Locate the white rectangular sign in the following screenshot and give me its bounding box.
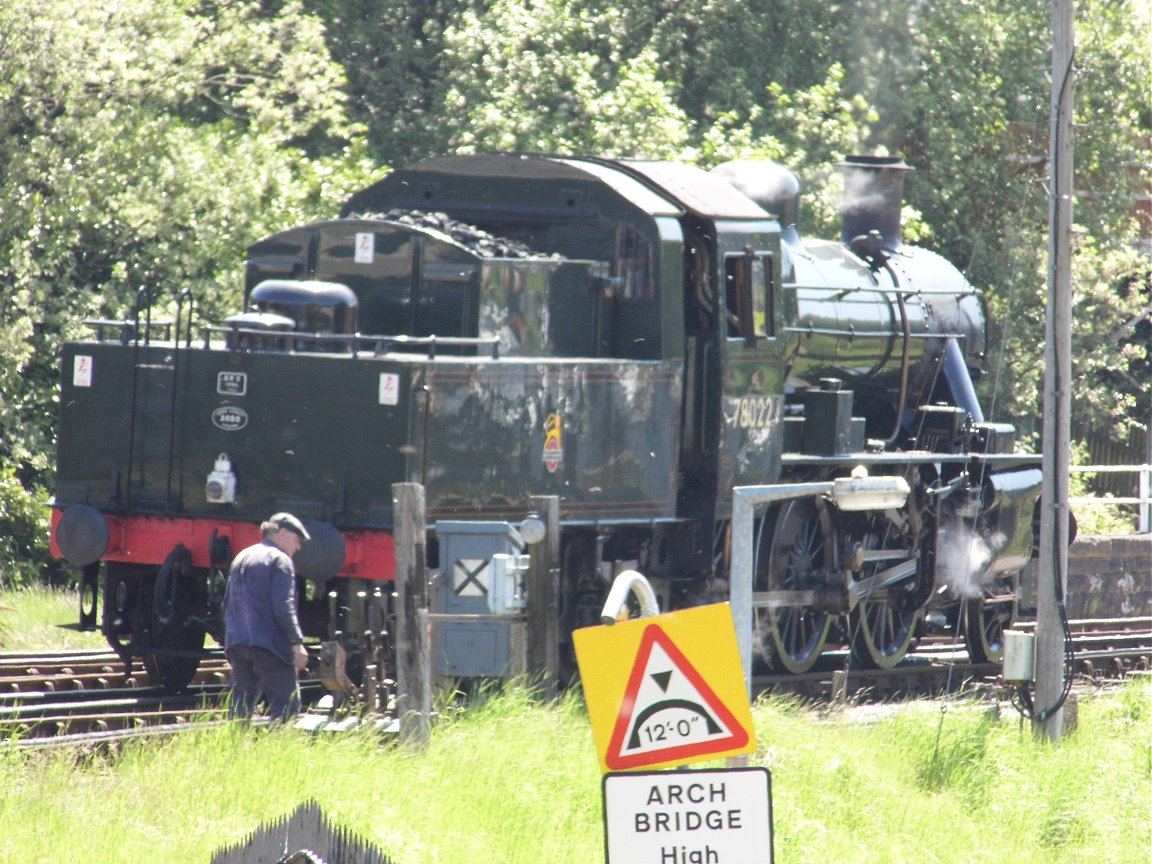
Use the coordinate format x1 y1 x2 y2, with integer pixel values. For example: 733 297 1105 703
379 372 399 406
355 231 375 263
603 767 773 863
73 355 93 387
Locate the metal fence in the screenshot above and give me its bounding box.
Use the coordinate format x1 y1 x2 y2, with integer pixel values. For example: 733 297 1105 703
1069 464 1151 533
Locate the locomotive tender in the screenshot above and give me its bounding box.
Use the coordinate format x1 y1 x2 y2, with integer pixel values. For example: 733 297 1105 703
50 153 1042 693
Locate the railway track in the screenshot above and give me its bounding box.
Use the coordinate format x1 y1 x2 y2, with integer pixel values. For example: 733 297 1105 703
0 648 232 693
752 617 1151 701
3 618 1147 746
0 649 234 744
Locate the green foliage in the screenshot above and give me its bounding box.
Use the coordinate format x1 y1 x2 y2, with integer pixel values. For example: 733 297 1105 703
1103 676 1151 727
0 675 1148 863
440 1 690 157
0 0 1147 577
2 585 1152 858
0 0 376 502
0 471 59 588
0 585 105 649
1037 791 1089 850
1068 243 1151 439
913 709 998 797
894 0 1150 448
435 0 878 181
305 0 479 165
1068 441 1143 535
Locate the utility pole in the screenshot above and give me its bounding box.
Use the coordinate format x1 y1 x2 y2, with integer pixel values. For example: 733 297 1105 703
1035 0 1075 741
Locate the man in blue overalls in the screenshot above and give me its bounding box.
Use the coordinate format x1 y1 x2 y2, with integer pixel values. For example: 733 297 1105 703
223 513 311 720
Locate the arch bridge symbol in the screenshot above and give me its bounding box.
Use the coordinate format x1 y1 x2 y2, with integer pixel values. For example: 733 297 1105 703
625 693 724 751
574 581 755 773
605 623 748 770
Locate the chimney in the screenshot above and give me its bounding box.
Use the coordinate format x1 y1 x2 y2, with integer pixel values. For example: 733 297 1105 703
839 156 912 251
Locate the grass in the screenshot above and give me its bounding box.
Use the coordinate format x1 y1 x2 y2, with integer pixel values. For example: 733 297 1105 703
0 584 105 652
1 587 1149 863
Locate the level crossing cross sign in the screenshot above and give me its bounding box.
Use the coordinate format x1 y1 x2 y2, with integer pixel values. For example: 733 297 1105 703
574 603 755 772
452 558 489 597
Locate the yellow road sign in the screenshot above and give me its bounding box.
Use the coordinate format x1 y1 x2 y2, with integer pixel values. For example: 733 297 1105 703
574 603 756 772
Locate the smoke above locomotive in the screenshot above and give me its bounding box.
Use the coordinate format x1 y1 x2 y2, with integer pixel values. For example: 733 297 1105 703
50 153 1041 692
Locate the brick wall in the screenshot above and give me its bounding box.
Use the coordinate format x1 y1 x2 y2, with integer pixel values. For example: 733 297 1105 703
1065 534 1151 619
1020 534 1151 618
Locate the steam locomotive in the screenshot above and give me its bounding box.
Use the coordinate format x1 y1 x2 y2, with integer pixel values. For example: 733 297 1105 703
50 153 1042 694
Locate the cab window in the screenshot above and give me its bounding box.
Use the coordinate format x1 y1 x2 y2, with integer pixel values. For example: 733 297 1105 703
725 251 774 340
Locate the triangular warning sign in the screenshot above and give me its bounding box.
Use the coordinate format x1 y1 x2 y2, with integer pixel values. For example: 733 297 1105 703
605 624 750 770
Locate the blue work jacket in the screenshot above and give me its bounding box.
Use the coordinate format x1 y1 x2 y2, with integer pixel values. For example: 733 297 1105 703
223 539 305 665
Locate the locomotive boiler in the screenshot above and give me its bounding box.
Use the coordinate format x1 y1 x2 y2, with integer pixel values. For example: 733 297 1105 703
50 153 1042 694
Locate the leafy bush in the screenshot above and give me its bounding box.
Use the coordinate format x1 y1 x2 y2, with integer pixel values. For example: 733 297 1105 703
0 469 61 589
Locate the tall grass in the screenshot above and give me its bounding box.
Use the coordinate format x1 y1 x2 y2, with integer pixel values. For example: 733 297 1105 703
0 585 104 651
754 691 1151 863
0 691 605 863
0 587 1149 863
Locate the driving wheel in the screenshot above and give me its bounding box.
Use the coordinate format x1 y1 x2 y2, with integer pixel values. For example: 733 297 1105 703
753 497 834 673
848 513 922 669
963 573 1018 664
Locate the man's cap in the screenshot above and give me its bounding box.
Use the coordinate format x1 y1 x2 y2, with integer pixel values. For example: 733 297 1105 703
267 512 311 541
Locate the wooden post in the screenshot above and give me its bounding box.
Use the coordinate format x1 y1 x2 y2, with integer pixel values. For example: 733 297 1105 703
1035 0 1075 741
525 495 561 696
393 482 431 749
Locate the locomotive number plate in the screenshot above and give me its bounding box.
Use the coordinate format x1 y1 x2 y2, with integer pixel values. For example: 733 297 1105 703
730 395 781 430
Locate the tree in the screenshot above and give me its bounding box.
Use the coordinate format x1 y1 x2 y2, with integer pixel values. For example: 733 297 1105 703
306 0 482 165
898 0 1149 447
0 0 376 577
0 0 1147 577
